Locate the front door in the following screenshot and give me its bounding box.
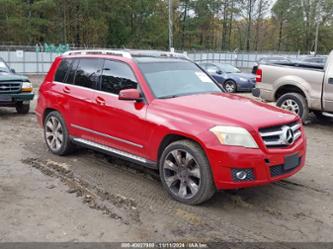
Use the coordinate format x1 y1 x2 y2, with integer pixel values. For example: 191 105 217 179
91 59 148 158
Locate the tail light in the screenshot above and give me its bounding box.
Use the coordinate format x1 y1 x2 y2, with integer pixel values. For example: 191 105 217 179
256 68 262 83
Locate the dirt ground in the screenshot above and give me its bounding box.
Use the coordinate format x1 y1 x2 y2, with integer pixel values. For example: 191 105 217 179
0 75 333 242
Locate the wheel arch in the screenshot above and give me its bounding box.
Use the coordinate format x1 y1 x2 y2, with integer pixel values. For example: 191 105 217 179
275 84 307 101
157 133 207 164
43 108 58 124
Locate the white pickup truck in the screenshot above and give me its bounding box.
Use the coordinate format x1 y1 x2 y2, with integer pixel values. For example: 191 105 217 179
252 51 333 121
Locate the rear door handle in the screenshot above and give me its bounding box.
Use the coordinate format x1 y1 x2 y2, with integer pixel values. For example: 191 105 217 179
328 78 333 84
95 96 106 106
63 86 71 94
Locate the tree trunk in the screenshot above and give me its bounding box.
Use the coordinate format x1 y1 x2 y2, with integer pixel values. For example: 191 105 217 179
246 0 253 51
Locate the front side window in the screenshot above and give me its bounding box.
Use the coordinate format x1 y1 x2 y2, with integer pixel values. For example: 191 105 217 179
74 58 103 89
101 60 137 95
138 60 222 99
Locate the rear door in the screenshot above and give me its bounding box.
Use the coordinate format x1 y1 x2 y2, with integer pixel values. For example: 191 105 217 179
50 58 74 127
67 58 103 139
323 52 333 112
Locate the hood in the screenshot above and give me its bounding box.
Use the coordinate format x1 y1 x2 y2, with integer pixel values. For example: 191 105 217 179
0 72 29 82
151 93 298 131
228 72 255 79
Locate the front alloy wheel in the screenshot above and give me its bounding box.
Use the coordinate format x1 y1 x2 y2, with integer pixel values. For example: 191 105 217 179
160 140 216 205
163 149 201 200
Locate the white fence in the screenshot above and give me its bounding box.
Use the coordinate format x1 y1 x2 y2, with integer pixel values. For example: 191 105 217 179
0 50 303 74
0 51 59 74
187 51 301 70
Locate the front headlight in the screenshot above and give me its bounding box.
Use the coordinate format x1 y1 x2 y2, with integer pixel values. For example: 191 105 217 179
22 82 33 92
239 77 248 82
210 126 258 148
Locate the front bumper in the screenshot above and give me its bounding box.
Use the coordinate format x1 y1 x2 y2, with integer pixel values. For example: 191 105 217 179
0 92 34 105
206 136 306 190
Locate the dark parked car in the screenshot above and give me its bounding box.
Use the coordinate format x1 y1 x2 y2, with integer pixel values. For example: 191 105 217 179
199 62 255 93
0 57 34 114
252 56 292 74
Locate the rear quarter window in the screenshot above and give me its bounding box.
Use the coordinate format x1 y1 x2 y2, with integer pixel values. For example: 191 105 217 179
54 59 72 82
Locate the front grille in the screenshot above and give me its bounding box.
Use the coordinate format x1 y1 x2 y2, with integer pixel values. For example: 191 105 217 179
259 122 302 148
270 157 302 177
0 82 21 93
231 168 255 182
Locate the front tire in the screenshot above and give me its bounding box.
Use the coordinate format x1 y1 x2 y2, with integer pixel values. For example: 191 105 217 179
16 102 30 114
276 93 309 121
159 140 216 205
44 111 74 155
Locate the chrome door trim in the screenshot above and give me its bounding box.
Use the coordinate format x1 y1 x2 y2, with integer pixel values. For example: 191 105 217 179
71 124 144 149
72 137 147 163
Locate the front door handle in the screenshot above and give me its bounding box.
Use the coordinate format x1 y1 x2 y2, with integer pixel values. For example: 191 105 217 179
95 96 106 106
328 78 333 84
63 86 71 94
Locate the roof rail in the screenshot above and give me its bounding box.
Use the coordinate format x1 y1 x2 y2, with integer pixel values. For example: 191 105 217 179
62 49 189 60
128 50 189 59
63 50 132 59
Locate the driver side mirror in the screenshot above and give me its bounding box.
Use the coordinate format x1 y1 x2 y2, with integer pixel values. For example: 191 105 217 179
119 89 142 102
216 70 223 75
11 68 16 74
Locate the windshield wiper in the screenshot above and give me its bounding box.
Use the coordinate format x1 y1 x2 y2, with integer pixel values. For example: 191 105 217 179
159 95 180 99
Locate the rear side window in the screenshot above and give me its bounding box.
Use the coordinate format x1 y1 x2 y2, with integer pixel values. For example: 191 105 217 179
65 59 79 84
100 60 137 95
74 58 103 89
54 59 72 82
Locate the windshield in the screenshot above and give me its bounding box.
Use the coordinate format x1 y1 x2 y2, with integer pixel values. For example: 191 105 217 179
0 61 10 73
138 60 222 99
218 64 240 73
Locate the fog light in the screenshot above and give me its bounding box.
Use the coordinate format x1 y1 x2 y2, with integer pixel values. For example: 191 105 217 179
231 168 255 182
235 171 247 180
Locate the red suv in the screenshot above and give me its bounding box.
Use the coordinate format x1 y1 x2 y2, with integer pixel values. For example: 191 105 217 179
36 50 306 205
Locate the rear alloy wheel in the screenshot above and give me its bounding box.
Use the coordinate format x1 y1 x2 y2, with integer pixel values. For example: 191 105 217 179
44 111 74 155
223 80 237 93
276 93 309 121
160 140 216 205
16 102 30 114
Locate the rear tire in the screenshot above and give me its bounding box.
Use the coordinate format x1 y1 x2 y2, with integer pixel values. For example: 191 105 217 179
159 140 216 205
223 80 237 93
16 102 30 114
44 111 74 156
276 93 309 121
